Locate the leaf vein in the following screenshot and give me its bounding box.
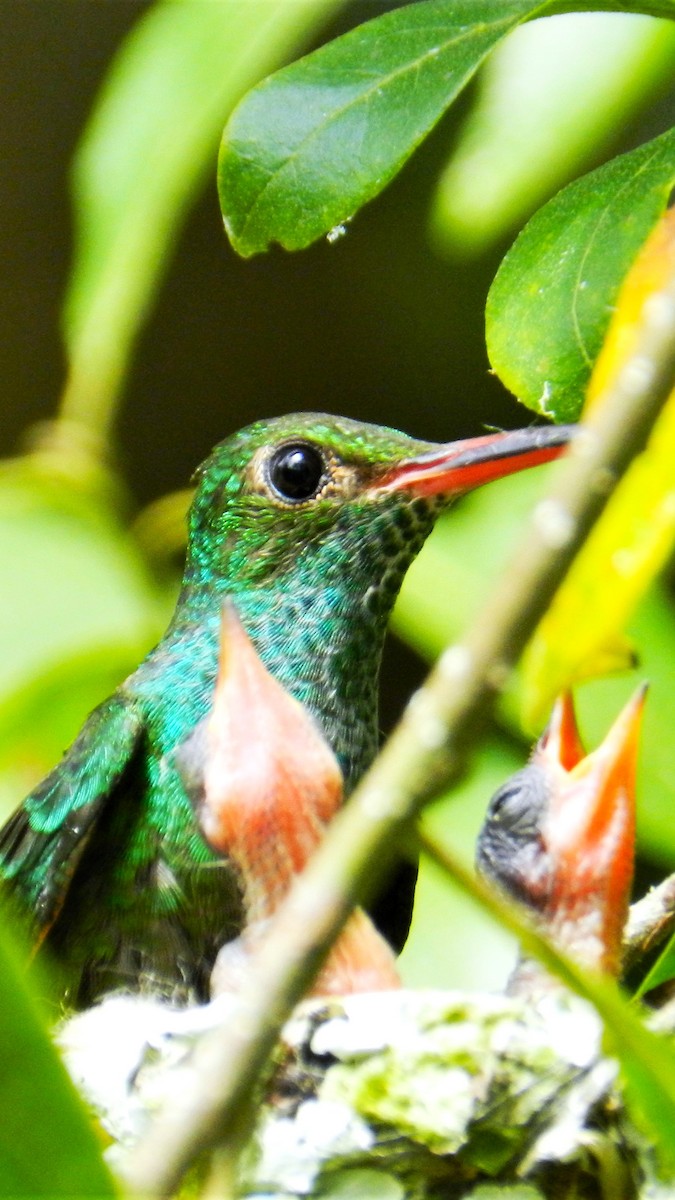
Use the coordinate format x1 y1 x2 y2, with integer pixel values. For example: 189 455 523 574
237 13 520 244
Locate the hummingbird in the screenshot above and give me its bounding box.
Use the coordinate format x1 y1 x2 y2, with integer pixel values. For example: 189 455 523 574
180 601 401 997
476 688 645 990
0 412 572 1007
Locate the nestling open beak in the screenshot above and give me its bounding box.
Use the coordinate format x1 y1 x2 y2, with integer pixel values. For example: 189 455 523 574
537 687 646 973
379 424 575 498
537 691 586 772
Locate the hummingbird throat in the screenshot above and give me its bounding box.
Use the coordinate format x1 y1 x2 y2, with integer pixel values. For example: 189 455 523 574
206 492 442 792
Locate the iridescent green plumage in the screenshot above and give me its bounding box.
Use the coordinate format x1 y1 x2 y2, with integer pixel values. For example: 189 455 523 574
0 412 572 1006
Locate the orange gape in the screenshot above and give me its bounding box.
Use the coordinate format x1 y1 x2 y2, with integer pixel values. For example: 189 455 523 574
196 601 400 996
535 689 644 976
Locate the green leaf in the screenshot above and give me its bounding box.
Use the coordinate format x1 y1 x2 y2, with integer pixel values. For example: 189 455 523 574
0 645 158 826
317 1168 406 1199
486 125 675 421
219 0 543 257
61 0 342 441
392 468 554 665
399 737 521 992
539 587 675 869
431 13 675 255
581 985 675 1176
0 923 116 1196
393 469 675 867
0 462 166 819
0 465 161 701
635 929 675 996
468 1188 544 1200
622 587 675 866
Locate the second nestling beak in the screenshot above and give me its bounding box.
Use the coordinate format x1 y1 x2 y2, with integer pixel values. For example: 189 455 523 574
477 687 646 977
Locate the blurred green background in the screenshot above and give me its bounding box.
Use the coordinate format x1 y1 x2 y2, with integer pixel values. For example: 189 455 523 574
2 0 675 995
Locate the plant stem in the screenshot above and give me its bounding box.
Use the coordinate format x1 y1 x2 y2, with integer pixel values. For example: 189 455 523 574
121 271 675 1199
624 872 675 975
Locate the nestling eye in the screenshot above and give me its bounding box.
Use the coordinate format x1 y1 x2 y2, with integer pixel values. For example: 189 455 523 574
267 442 326 502
486 767 549 835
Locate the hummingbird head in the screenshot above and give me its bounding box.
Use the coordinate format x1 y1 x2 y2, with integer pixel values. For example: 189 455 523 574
186 411 572 593
182 412 573 787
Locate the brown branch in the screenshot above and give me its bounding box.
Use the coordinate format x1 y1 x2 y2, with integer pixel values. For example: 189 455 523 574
624 873 675 974
120 274 675 1199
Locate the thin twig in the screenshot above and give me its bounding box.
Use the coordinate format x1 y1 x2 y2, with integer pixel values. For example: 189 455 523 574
624 873 675 974
121 273 675 1199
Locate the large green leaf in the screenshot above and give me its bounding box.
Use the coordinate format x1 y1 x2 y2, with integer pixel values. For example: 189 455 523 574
0 923 116 1196
61 0 342 441
219 0 675 257
219 0 543 257
431 13 675 255
486 125 675 421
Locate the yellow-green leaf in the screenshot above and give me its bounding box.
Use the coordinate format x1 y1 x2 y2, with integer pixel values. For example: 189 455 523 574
522 399 675 727
521 206 675 726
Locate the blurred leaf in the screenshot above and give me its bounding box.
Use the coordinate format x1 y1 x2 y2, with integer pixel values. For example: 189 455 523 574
399 736 521 992
0 463 166 816
468 1189 544 1200
635 928 675 995
132 487 193 564
486 126 675 421
219 0 544 257
0 645 160 826
61 0 342 441
562 587 675 868
0 465 161 698
393 469 675 864
431 13 675 255
0 922 116 1196
393 467 556 665
622 587 675 865
593 991 675 1176
521 210 675 725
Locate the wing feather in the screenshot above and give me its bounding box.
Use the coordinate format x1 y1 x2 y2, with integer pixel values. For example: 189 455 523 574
0 693 144 936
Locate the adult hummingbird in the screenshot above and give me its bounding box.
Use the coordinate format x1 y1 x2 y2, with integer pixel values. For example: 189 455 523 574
0 412 572 1007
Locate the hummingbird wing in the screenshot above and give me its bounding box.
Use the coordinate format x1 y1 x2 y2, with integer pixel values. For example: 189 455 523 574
0 692 144 940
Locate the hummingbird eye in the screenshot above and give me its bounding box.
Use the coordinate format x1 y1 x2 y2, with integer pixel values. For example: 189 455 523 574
267 442 327 502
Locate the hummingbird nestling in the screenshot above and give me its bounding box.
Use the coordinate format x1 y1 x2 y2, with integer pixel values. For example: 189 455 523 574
477 688 645 990
0 412 572 1006
179 601 401 997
